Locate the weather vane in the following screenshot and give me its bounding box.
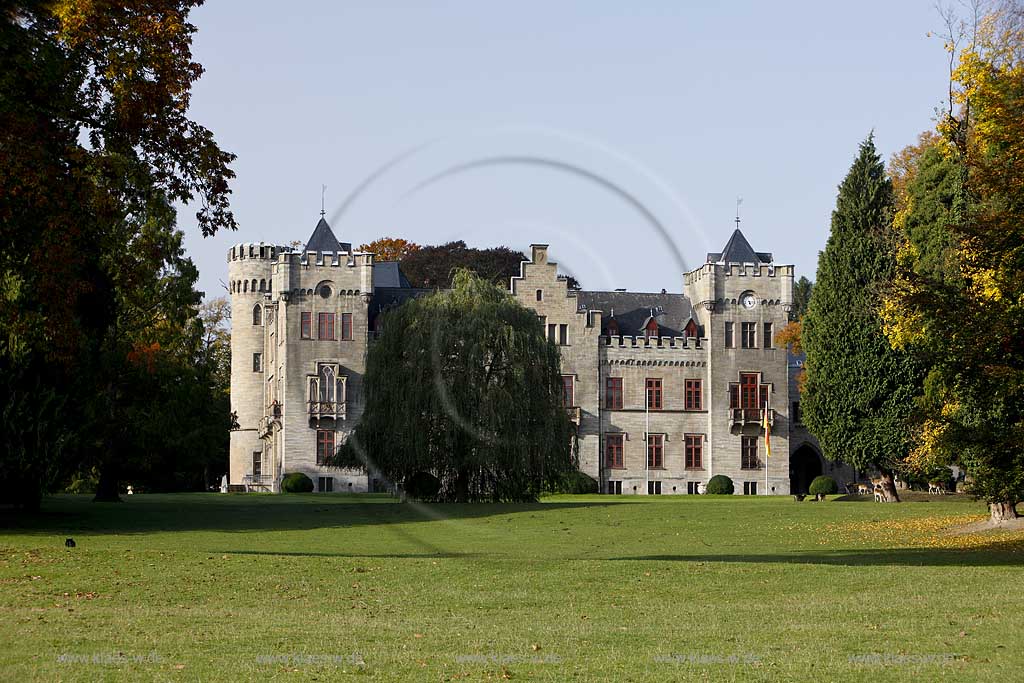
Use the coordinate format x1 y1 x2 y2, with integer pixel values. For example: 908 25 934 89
735 196 743 228
321 184 327 218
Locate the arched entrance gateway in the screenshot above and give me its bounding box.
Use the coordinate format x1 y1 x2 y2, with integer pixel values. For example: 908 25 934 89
790 444 823 495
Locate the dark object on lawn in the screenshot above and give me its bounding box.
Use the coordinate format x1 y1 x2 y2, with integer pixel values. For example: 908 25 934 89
793 494 806 502
65 538 76 548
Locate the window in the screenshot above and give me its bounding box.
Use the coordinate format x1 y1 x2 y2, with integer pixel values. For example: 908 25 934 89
684 379 703 411
744 481 758 495
318 312 336 340
300 311 312 339
561 375 574 407
252 451 262 479
687 481 701 495
741 435 759 469
606 480 622 495
607 319 619 336
319 285 332 299
740 373 759 409
605 377 623 410
793 401 802 424
741 322 756 348
647 433 664 468
318 476 334 493
558 324 568 346
547 323 557 343
536 289 543 302
725 321 734 348
341 312 353 341
763 322 773 349
644 319 658 339
685 434 703 469
252 353 262 373
605 434 624 469
316 430 335 465
252 304 262 326
647 480 662 495
646 378 663 410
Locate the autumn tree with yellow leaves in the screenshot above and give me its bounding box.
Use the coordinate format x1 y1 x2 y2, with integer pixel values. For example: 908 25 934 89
883 1 1024 523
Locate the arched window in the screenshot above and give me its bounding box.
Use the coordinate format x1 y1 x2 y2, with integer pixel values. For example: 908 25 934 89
251 279 257 293
259 278 266 292
252 304 262 326
319 365 336 402
243 280 248 292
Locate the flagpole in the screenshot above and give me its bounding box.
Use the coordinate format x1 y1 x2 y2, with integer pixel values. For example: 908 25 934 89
765 384 771 495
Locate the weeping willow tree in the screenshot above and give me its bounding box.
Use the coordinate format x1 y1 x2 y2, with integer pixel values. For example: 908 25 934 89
334 269 576 502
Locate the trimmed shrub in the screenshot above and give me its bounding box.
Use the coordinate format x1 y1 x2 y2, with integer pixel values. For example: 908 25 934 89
705 474 734 495
281 472 314 493
808 475 838 499
405 471 441 500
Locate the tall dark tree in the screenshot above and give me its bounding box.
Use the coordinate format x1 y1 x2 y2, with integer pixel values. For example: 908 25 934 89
334 270 577 502
791 276 814 319
0 2 235 505
395 241 526 289
801 136 922 502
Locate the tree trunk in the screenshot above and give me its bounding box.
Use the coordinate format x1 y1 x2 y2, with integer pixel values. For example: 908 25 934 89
990 501 1018 524
878 470 900 503
93 465 121 502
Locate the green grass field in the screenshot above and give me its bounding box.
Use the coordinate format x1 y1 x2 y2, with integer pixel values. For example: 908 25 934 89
2 493 1022 681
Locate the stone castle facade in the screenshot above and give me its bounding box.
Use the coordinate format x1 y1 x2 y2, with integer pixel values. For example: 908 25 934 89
228 218 851 494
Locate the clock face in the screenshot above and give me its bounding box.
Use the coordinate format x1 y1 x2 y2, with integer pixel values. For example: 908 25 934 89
741 293 756 309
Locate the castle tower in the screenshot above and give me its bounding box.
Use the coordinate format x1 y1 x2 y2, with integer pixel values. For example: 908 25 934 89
227 242 287 486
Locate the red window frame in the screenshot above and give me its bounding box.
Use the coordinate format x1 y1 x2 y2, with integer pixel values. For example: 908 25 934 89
740 373 759 409
318 312 336 340
300 311 312 339
605 377 623 410
561 375 574 407
606 320 619 336
316 429 335 465
647 433 664 468
605 434 624 469
685 434 703 469
684 379 703 411
646 378 663 410
341 312 353 341
644 319 658 339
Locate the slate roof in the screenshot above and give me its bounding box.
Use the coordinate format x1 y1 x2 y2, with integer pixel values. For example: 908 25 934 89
305 217 351 253
368 287 434 330
372 261 412 289
576 290 699 337
706 228 772 264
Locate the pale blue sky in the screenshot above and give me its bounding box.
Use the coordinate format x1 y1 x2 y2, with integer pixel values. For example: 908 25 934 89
180 0 950 299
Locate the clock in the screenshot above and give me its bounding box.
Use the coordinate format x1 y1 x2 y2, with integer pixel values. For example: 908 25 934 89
740 293 757 309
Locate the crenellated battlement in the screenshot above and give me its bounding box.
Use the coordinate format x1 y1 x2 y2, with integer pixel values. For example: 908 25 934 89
277 250 374 268
602 335 707 351
227 242 291 262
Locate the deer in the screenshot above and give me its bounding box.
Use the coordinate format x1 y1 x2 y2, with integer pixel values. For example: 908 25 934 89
928 481 946 495
871 478 886 502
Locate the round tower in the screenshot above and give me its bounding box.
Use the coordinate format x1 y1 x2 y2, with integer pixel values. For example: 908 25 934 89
227 242 283 487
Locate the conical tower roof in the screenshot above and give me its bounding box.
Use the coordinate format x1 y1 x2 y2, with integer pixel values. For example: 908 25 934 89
706 228 772 264
304 217 351 253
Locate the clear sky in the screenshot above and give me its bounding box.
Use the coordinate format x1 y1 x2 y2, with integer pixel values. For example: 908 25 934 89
180 0 951 299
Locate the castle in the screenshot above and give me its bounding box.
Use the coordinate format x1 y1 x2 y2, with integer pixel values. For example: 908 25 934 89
228 218 851 494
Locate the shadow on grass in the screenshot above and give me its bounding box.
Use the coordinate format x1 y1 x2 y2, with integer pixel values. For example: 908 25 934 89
617 546 1024 567
0 493 620 537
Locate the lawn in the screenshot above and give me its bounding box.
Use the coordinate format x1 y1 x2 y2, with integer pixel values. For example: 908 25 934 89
1 493 1022 681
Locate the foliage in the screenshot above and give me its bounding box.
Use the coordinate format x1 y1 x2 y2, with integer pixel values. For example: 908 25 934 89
774 321 803 355
404 471 442 501
547 471 599 495
397 241 526 289
281 472 314 493
791 276 814 319
800 136 923 500
808 475 838 496
0 1 235 503
358 237 421 262
333 269 577 502
705 474 734 495
883 2 1024 520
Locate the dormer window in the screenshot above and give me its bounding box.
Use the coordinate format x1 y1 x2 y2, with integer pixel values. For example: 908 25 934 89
606 319 619 337
644 318 659 339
